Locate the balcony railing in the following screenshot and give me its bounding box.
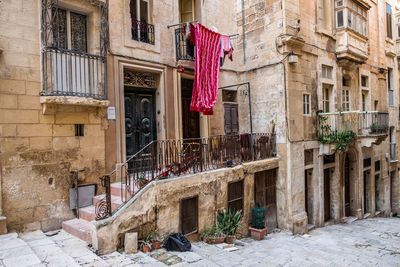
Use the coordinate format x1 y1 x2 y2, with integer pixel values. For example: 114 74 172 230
390 143 397 161
94 133 276 220
132 19 155 45
175 26 195 61
41 47 107 99
317 111 389 138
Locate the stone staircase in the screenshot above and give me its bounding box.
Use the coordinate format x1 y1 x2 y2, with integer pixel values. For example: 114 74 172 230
62 181 136 244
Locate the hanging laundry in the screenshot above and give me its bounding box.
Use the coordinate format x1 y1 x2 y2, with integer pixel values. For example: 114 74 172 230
190 23 221 115
220 34 233 67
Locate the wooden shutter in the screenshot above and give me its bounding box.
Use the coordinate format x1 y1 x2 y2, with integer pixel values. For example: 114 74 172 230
180 195 198 235
228 180 244 212
224 103 239 135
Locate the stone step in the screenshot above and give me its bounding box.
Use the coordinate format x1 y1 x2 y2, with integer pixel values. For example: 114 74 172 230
93 194 123 212
50 230 109 266
62 218 92 244
110 182 135 199
0 232 42 267
79 205 96 222
19 230 79 267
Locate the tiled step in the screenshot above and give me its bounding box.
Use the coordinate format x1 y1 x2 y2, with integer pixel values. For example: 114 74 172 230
93 194 123 212
79 205 96 222
110 182 135 199
62 218 92 244
20 230 79 267
0 233 41 266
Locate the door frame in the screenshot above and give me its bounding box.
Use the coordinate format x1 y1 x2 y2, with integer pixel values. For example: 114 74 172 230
176 71 209 140
114 58 167 164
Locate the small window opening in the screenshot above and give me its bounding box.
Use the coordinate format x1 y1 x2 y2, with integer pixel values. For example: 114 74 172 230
75 124 84 137
180 195 198 235
228 180 244 212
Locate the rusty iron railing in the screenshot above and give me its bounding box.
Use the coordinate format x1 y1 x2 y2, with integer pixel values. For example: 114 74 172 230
95 133 276 220
317 111 389 138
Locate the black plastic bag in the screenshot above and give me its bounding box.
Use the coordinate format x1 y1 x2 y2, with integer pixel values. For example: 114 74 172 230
162 233 191 252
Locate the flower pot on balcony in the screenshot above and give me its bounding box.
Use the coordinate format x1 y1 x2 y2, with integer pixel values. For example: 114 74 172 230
249 226 267 240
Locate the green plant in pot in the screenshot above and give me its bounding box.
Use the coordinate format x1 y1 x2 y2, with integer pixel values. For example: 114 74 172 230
147 231 162 249
249 207 267 240
201 224 226 244
139 240 152 252
217 209 243 244
137 175 148 188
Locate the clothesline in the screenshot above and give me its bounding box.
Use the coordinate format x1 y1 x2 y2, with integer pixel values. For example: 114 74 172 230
167 21 239 38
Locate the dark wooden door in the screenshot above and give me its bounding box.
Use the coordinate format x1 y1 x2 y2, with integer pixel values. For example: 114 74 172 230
224 103 239 135
390 171 395 212
344 155 350 217
180 196 198 235
364 170 370 214
181 79 200 139
124 88 156 158
255 169 277 232
324 169 330 222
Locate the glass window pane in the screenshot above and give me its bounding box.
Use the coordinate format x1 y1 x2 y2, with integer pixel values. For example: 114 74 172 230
337 10 344 27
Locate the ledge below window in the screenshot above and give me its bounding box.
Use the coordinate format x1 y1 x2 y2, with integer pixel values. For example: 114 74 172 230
40 96 110 115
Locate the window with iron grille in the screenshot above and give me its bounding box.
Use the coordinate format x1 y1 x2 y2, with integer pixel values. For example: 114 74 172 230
52 7 87 52
75 124 84 137
180 195 198 235
227 180 244 213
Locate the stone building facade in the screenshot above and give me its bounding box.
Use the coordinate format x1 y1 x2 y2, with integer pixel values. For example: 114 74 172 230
0 0 399 252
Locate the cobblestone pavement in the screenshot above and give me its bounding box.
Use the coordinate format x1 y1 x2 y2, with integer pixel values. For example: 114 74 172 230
0 217 399 266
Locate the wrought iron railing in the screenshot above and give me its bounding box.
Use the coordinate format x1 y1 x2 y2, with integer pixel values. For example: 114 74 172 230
175 26 195 61
317 111 389 138
132 19 155 45
41 47 107 99
95 133 276 220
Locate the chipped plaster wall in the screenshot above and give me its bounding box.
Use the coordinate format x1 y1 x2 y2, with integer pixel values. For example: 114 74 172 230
92 158 279 254
0 0 107 232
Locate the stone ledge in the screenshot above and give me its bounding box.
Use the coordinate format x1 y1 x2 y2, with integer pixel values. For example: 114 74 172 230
40 96 109 115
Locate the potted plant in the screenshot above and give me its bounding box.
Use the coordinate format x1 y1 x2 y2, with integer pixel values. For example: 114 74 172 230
201 225 226 244
249 207 267 240
139 240 152 252
147 231 163 249
217 209 243 244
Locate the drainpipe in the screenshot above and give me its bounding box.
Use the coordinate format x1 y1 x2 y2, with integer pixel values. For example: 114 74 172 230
241 0 246 65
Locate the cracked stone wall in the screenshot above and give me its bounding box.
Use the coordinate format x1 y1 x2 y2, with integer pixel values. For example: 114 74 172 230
0 0 107 232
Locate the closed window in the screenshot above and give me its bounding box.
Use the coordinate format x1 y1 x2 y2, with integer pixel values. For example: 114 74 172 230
323 87 330 113
130 0 154 44
386 3 392 39
52 7 87 52
303 94 310 115
180 196 198 235
180 0 195 23
322 65 333 79
342 89 350 111
397 17 400 38
228 180 244 213
224 103 239 134
335 0 367 37
388 68 394 107
362 92 367 111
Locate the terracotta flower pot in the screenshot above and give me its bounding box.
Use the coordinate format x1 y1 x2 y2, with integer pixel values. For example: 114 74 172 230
141 244 151 252
249 226 267 240
203 235 226 244
153 241 162 249
226 235 236 244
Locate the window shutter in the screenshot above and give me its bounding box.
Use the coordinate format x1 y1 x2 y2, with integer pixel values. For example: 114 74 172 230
228 180 244 212
231 104 239 134
224 104 232 134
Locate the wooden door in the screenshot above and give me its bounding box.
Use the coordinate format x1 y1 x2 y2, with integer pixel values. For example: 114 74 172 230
324 168 330 222
305 169 312 221
124 88 156 158
255 169 277 232
181 79 200 139
224 103 239 135
344 155 350 217
364 170 371 214
180 195 198 235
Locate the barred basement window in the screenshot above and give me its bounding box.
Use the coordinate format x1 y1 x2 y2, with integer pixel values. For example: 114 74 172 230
75 124 84 137
228 180 244 212
180 195 198 235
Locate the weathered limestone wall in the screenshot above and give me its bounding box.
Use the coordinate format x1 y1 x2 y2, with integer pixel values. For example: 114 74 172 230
92 158 279 253
0 0 107 232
